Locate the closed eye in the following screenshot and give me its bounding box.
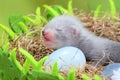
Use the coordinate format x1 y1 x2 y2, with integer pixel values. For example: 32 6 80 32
57 29 62 31
56 28 62 31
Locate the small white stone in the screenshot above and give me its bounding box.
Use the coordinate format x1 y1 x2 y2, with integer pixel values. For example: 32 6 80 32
111 68 120 80
44 46 86 73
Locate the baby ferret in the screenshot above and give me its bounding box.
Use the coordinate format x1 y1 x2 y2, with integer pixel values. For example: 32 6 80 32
42 15 120 66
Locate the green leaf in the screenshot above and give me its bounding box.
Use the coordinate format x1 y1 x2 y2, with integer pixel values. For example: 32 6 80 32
52 62 59 76
109 0 116 17
18 22 28 33
67 68 76 80
81 74 91 80
68 0 74 15
51 62 65 80
0 49 21 80
54 5 68 14
44 5 61 20
28 70 61 80
58 75 65 80
43 5 60 17
10 48 23 71
94 5 102 18
19 48 37 69
0 24 17 40
9 14 25 34
36 7 41 17
35 7 42 25
23 16 35 25
94 75 102 80
23 59 31 74
2 42 10 51
37 56 48 71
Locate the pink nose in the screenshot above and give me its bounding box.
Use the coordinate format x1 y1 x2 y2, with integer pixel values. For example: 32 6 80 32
42 29 54 41
42 30 50 36
42 30 45 36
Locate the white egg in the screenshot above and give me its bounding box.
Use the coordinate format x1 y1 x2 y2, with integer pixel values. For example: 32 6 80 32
43 46 86 73
102 63 120 79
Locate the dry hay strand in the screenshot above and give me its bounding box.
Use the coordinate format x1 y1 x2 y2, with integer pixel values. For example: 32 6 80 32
76 64 103 80
8 12 120 79
57 64 104 80
76 12 120 42
9 35 54 65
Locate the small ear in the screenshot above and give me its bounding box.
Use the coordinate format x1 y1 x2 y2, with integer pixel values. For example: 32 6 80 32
72 27 79 38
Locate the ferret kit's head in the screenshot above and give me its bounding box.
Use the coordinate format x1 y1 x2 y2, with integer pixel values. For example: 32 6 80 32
42 15 84 48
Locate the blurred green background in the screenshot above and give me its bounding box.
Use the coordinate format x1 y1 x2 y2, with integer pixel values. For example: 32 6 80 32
0 0 119 46
0 0 120 26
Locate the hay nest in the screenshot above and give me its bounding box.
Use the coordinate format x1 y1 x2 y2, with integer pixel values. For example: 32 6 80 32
77 13 120 41
9 35 54 65
9 12 120 79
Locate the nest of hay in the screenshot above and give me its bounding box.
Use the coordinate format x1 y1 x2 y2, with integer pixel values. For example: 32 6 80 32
9 12 120 79
76 12 120 41
9 35 54 65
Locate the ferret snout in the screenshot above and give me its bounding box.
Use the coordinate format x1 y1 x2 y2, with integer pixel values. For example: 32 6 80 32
42 30 49 36
42 30 45 36
42 29 55 41
42 29 52 37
